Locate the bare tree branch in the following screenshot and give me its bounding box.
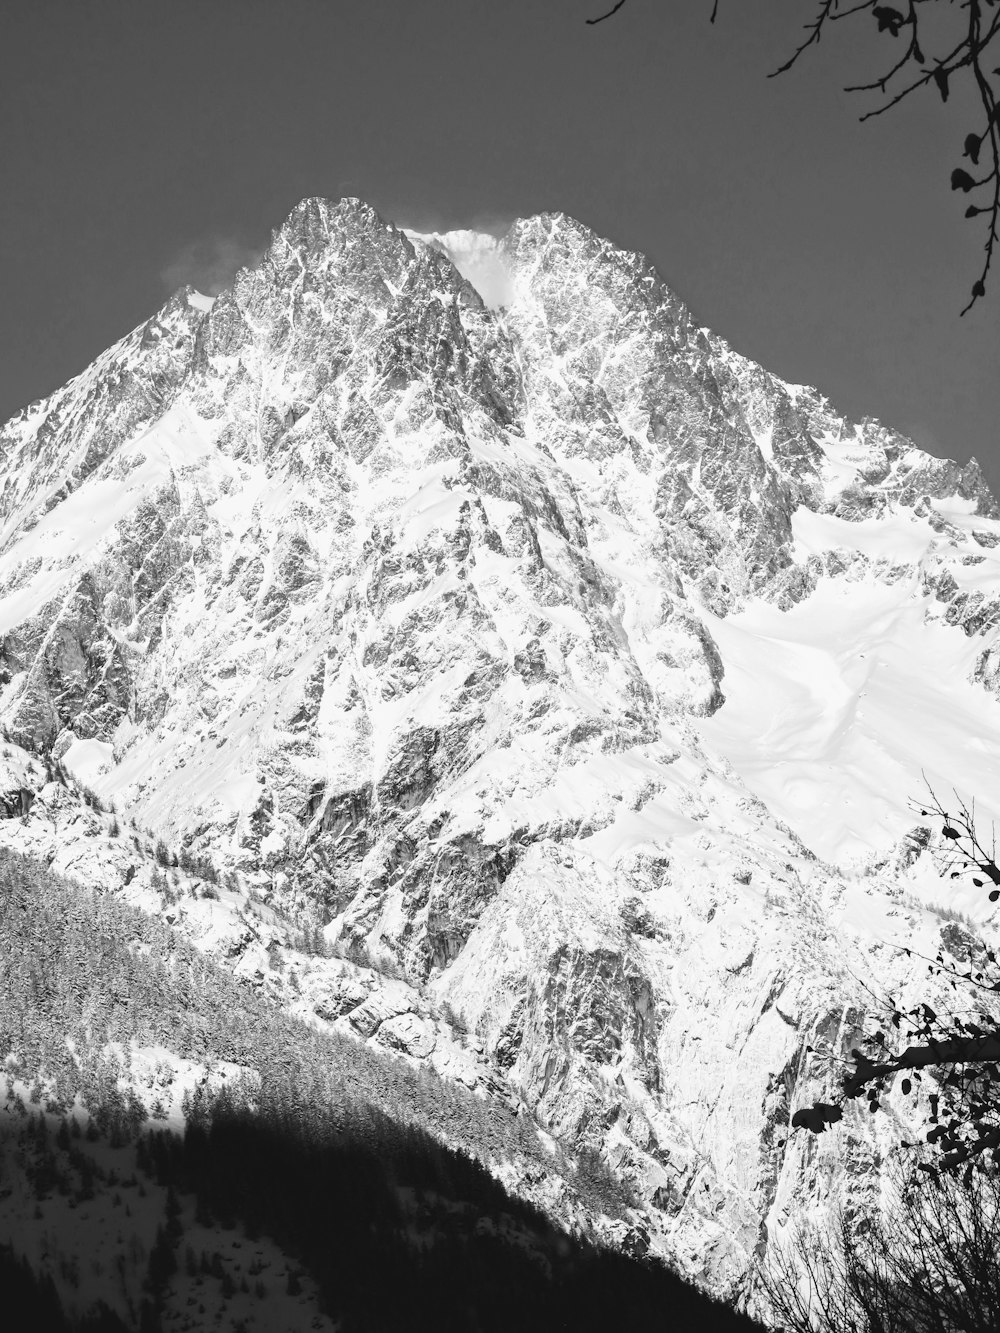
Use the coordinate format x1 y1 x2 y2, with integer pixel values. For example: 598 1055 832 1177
759 1163 1000 1333
587 1 1000 309
793 786 1000 1171
768 0 1000 311
586 0 628 25
769 0 840 77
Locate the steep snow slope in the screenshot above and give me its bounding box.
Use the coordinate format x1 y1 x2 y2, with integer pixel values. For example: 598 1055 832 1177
698 537 1000 869
404 227 512 308
1 196 999 1301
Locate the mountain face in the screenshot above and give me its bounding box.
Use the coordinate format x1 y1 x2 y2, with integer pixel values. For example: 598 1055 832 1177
2 195 1000 1302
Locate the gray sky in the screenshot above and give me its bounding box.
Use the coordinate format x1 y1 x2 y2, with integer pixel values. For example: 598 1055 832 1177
3 0 998 488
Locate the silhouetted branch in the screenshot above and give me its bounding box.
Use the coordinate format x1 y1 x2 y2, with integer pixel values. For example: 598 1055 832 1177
769 0 1000 311
769 0 839 76
586 0 628 25
914 780 1000 895
791 785 1000 1170
760 1163 1000 1333
586 1 1000 309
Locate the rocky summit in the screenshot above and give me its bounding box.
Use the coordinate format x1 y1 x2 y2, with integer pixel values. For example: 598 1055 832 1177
2 195 1000 1302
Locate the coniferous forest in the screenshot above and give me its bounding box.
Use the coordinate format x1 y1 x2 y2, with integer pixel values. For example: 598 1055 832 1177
0 845 764 1332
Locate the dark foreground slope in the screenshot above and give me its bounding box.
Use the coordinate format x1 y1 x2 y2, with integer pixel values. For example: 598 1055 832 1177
0 848 763 1333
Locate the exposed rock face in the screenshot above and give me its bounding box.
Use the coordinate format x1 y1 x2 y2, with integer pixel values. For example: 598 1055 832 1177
2 196 1000 1303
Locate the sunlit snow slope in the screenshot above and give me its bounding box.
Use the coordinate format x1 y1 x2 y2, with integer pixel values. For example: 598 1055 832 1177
698 499 1000 867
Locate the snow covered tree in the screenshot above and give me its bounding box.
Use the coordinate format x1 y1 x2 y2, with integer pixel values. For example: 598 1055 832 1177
587 0 1000 311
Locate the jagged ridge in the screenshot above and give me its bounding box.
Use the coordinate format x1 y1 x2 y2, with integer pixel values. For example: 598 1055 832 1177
1 196 1000 1302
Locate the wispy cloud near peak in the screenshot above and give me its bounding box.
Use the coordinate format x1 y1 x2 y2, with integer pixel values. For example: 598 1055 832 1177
159 235 263 297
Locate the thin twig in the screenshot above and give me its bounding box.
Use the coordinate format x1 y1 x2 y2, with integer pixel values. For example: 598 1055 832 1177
764 0 1000 311
586 0 628 25
769 0 838 78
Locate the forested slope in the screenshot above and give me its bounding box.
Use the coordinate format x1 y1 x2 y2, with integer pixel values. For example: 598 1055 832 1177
0 846 763 1332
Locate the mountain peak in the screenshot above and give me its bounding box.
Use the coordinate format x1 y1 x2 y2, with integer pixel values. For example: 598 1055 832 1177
2 199 1000 1305
263 196 404 273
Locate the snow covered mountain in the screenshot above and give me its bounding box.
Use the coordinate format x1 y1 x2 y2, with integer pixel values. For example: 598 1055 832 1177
2 195 1000 1303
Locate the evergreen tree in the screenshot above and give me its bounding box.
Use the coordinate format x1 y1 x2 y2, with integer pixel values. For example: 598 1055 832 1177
145 1225 176 1297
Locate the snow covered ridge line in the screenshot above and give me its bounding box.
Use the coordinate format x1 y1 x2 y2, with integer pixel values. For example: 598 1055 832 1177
0 193 999 1303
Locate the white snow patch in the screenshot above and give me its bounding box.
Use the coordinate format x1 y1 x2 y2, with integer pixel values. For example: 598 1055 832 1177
404 227 513 308
696 577 1000 866
930 494 1000 537
753 425 774 461
61 738 115 785
792 506 935 563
